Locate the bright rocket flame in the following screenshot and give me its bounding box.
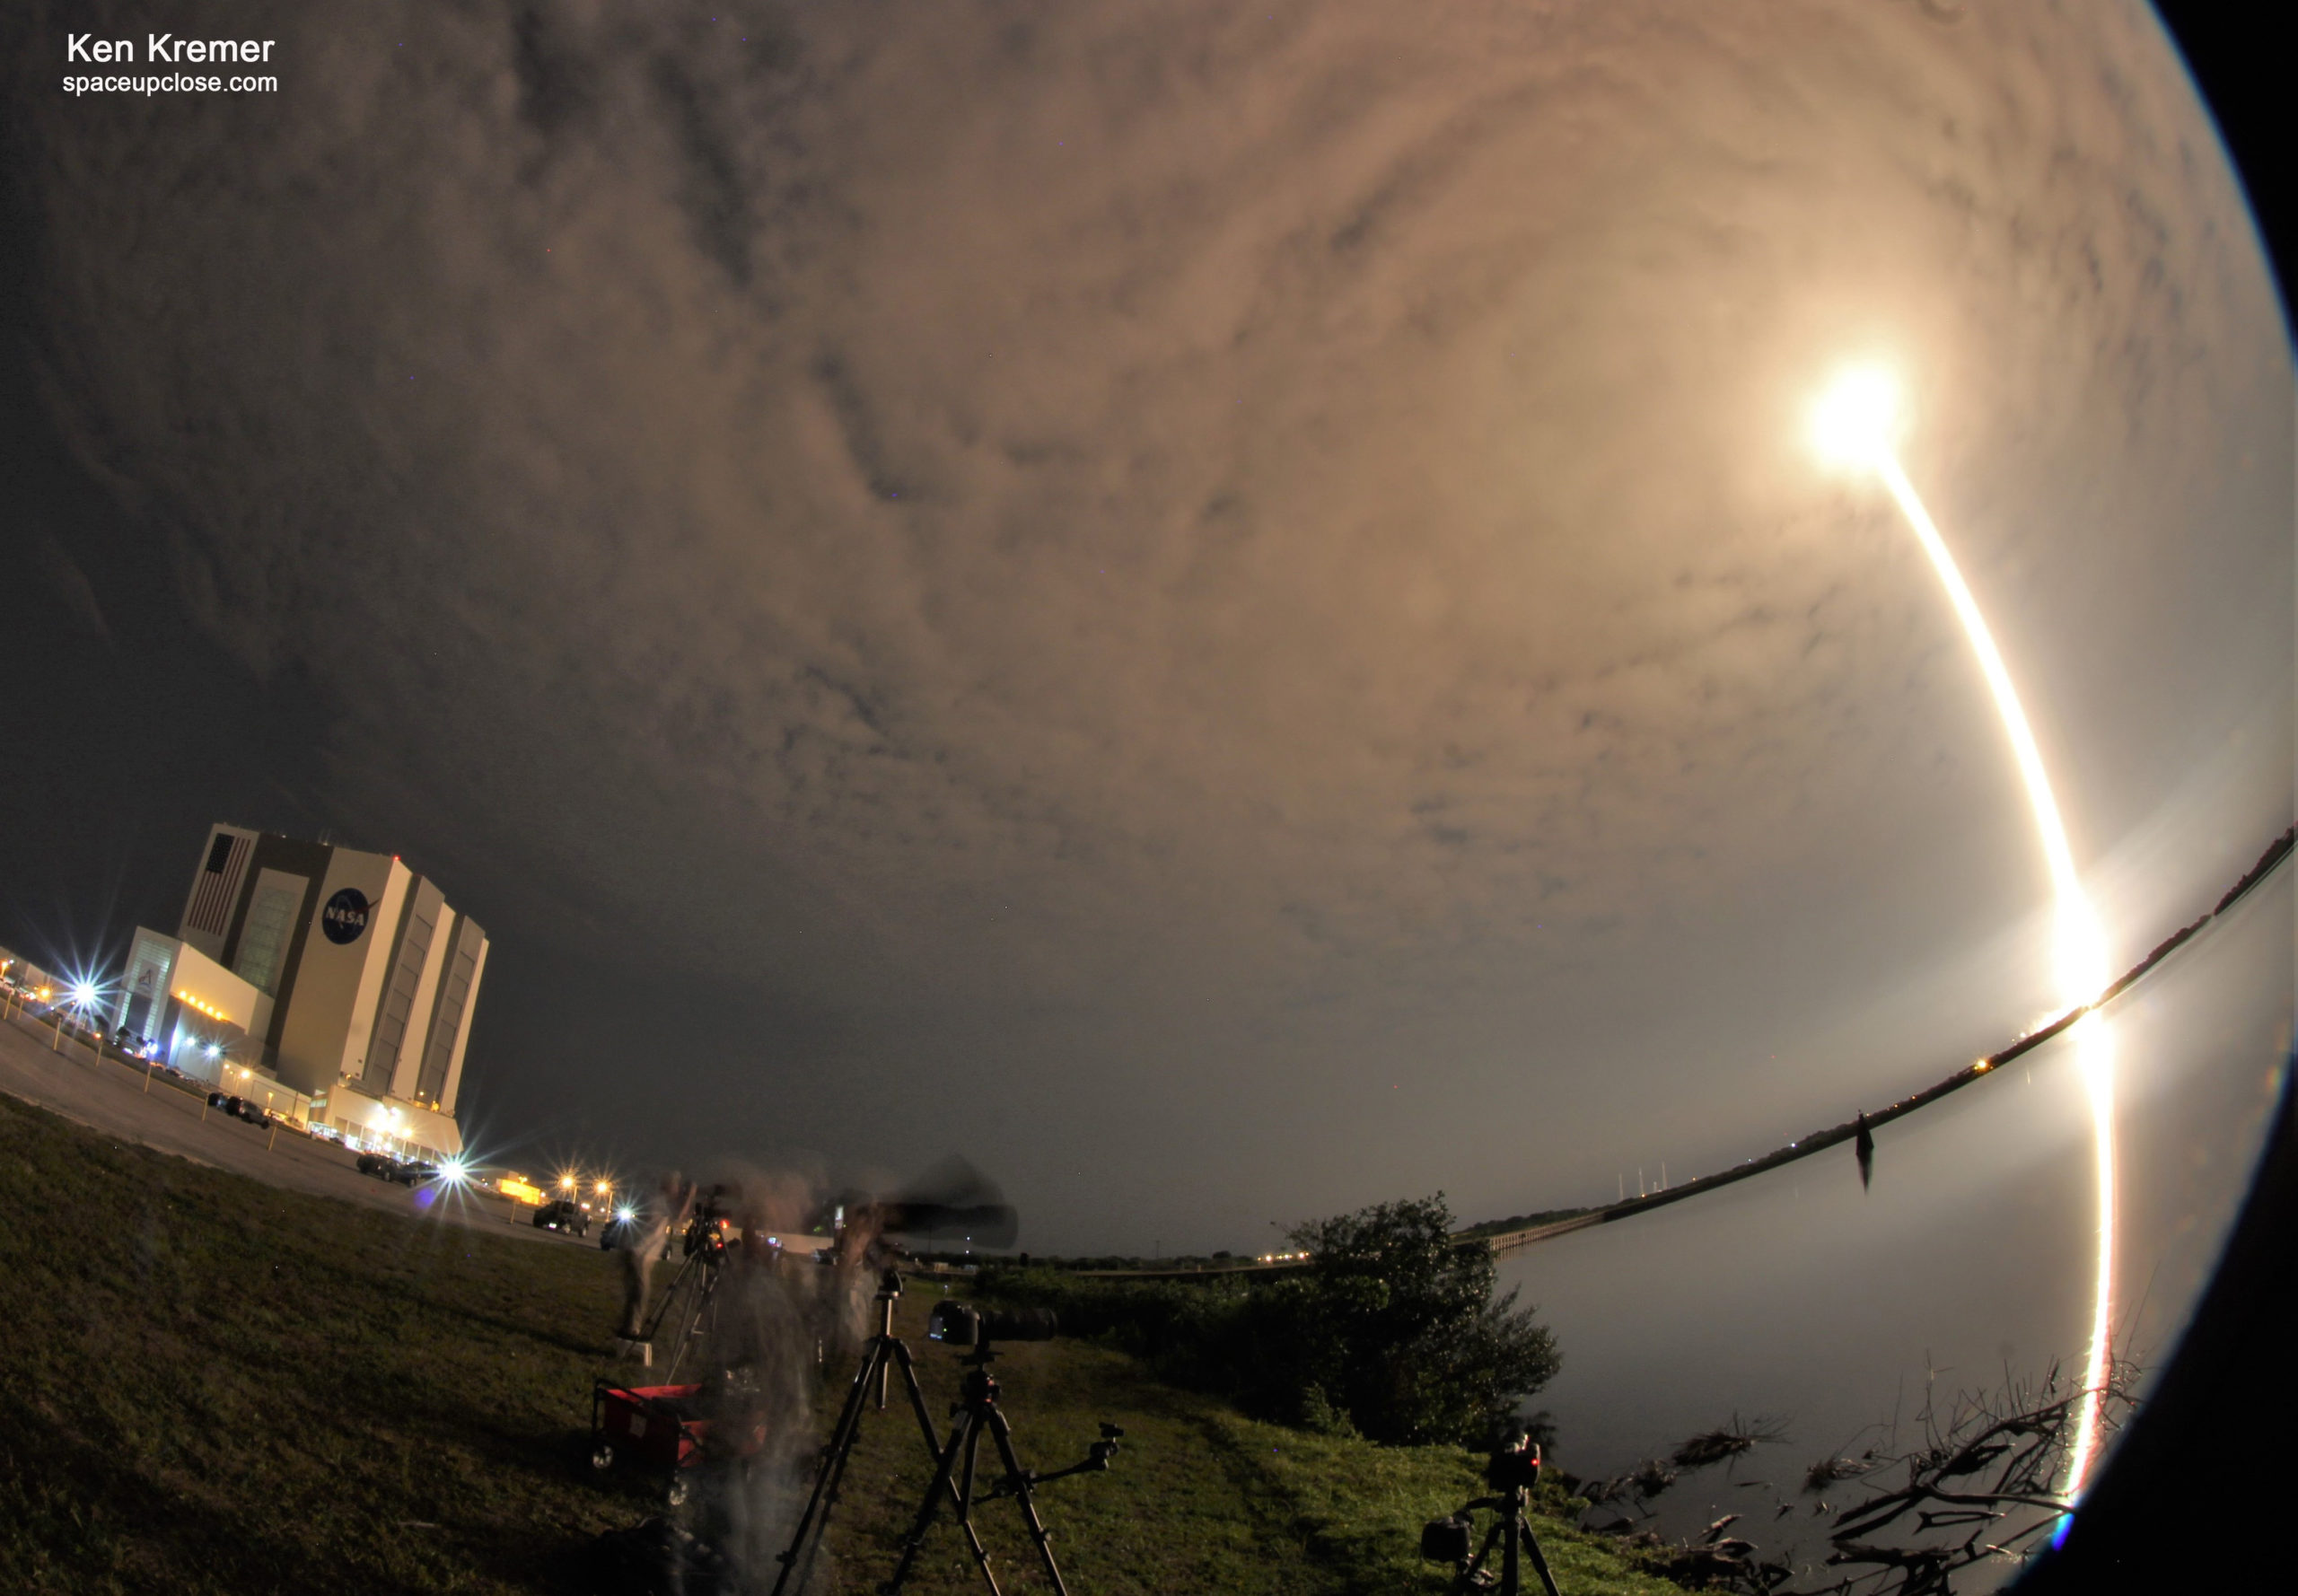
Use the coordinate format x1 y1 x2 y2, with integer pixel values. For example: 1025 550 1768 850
1810 366 1903 468
1814 371 2118 1500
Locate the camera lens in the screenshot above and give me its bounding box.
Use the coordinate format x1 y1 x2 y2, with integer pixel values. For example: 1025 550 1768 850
980 1307 1058 1343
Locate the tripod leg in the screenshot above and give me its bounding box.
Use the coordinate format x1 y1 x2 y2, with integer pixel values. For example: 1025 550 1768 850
1518 1518 1565 1596
772 1337 892 1596
953 1421 1004 1596
985 1410 1071 1596
664 1267 717 1384
1452 1520 1504 1596
1501 1497 1521 1596
884 1414 983 1595
890 1339 945 1459
637 1254 697 1343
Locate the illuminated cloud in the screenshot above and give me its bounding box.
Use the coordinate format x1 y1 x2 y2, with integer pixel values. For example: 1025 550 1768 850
16 0 2287 1232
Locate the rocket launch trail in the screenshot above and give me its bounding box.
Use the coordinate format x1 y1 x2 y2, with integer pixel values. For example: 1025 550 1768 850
1812 368 2118 1499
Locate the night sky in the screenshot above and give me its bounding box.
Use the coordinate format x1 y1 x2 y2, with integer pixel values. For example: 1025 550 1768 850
4 1 2287 1255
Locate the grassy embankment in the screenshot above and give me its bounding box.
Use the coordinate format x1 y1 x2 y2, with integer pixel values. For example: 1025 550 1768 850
0 1091 1675 1594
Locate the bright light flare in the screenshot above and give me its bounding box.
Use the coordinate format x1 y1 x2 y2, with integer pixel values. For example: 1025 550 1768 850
1810 365 1902 468
1814 369 2118 1503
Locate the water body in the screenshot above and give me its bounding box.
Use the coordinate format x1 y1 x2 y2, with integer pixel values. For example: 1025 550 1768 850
1495 866 2290 1574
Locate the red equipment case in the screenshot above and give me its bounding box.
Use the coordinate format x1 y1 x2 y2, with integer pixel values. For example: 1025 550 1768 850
590 1377 770 1503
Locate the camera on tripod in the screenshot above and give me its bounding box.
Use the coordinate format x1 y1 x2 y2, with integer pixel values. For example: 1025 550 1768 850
770 1285 1120 1596
681 1185 734 1264
926 1299 1058 1348
1418 1425 1563 1596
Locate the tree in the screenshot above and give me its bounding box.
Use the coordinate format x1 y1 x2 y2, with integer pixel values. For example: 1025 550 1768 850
1269 1194 1561 1445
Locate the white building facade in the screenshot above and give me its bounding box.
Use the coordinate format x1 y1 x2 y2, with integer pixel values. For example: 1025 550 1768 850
126 825 491 1158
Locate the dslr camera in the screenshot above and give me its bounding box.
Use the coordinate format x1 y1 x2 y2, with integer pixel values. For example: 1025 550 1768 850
925 1299 1059 1348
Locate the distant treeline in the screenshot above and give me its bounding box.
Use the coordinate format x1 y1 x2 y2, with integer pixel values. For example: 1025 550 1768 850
973 1195 1560 1448
1452 1206 1592 1240
915 1203 1598 1275
911 1250 1250 1272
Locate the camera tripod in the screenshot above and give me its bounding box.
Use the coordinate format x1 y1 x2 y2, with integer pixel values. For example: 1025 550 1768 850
1441 1489 1564 1596
1424 1437 1565 1596
881 1337 1119 1596
770 1270 958 1596
636 1221 729 1382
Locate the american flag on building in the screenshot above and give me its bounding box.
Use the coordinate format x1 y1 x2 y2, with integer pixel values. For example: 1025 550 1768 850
184 830 250 936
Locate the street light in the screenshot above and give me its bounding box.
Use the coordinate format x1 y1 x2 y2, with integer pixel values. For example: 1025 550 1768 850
1810 365 2118 1502
55 969 107 1054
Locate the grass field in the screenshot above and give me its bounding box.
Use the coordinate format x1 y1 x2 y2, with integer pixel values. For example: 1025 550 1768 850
0 1091 1678 1595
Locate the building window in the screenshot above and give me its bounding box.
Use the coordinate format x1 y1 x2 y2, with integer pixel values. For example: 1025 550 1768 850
368 902 438 1088
234 883 301 996
417 935 478 1101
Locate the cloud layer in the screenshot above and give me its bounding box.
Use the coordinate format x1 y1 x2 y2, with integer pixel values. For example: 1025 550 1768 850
18 0 2289 1241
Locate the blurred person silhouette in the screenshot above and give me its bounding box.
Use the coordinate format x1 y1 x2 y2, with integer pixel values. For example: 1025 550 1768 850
614 1169 697 1356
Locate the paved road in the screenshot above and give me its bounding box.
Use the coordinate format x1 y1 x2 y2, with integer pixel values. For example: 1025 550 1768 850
0 1007 588 1249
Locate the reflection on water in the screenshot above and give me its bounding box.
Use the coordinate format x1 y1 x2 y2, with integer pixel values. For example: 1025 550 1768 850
1495 869 2288 1579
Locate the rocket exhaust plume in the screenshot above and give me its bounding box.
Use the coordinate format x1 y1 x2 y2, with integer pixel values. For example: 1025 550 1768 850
1811 367 2118 1500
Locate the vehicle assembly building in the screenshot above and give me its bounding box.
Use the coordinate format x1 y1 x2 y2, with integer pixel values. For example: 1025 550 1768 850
110 826 488 1158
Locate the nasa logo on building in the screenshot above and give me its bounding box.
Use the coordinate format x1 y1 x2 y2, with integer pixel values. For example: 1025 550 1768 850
320 888 371 945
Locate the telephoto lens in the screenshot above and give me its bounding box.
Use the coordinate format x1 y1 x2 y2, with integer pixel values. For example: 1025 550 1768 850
983 1306 1058 1342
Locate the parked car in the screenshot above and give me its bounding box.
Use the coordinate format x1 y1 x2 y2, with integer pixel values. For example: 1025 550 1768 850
535 1197 589 1238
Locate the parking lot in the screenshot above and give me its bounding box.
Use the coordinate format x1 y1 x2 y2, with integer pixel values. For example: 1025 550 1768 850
0 1004 591 1248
